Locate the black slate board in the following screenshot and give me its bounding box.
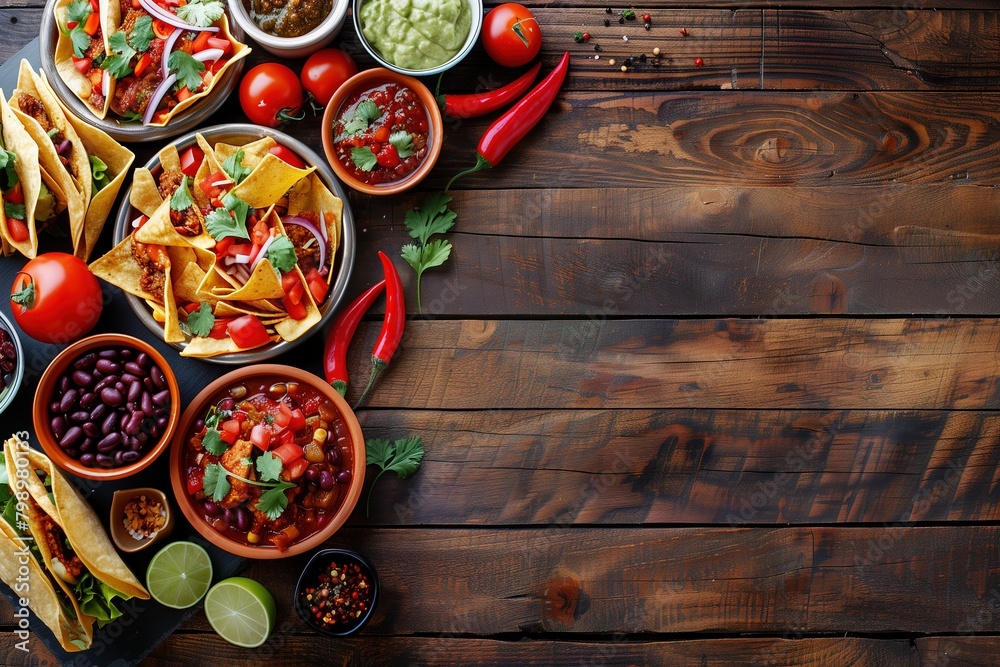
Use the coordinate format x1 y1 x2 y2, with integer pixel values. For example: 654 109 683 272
0 39 256 667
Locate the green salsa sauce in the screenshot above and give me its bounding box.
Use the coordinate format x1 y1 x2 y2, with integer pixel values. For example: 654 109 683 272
359 0 472 70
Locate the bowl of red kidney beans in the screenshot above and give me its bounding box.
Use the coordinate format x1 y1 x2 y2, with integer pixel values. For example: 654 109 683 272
32 333 180 481
294 548 379 636
0 311 24 416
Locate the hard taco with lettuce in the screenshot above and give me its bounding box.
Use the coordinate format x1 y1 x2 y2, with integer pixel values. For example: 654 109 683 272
0 437 149 652
7 61 133 259
90 134 342 358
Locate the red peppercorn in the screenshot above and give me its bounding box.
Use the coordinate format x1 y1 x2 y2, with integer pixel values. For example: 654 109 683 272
679 28 689 36
582 32 591 41
642 13 651 23
695 57 704 67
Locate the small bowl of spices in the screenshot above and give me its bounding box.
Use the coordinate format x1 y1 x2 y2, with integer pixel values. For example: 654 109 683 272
110 488 176 553
294 548 379 636
0 311 24 416
230 0 350 58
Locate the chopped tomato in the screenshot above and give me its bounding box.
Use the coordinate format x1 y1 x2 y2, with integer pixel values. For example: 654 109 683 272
186 468 203 494
282 294 308 321
220 419 241 445
6 218 28 243
251 219 270 246
192 30 212 54
288 408 306 431
281 271 300 293
133 52 152 78
176 86 194 102
131 0 140 8
210 57 229 75
277 428 295 445
89 0 99 10
274 402 292 428
6 183 23 205
72 57 91 75
283 458 309 481
268 145 306 169
272 442 304 465
209 317 231 339
83 11 100 35
206 36 232 56
153 18 173 39
199 171 229 198
305 268 328 304
214 236 234 257
250 423 271 450
163 0 186 6
182 302 200 313
227 315 270 349
228 243 252 257
179 145 204 177
287 279 304 306
270 525 300 551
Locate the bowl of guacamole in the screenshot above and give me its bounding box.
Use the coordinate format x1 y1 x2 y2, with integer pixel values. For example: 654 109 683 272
353 0 483 75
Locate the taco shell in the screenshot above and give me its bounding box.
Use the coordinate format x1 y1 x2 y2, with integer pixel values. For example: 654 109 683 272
0 93 41 257
53 0 115 119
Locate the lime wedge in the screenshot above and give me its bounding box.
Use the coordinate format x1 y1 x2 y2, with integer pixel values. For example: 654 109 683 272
204 577 276 648
146 541 213 609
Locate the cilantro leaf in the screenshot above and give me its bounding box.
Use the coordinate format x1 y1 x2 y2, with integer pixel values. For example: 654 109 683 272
201 428 227 456
221 149 250 185
66 0 91 25
265 235 298 273
0 148 17 189
70 27 91 58
389 131 414 158
103 32 136 78
364 436 425 516
256 482 295 520
204 406 223 430
169 176 194 211
256 452 282 483
343 99 380 135
350 146 377 172
168 50 205 93
175 0 226 28
400 192 457 312
203 463 231 501
4 203 25 220
90 155 109 194
221 190 249 227
205 208 249 241
129 16 154 52
187 301 215 338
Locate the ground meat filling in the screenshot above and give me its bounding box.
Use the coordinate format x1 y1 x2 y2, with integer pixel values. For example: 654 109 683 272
285 216 328 274
84 33 107 111
130 240 166 302
34 503 85 583
110 15 166 118
158 168 203 235
15 93 62 143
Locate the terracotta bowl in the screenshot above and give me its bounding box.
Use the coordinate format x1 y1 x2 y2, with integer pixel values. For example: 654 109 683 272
169 365 365 559
33 334 181 481
110 487 176 553
322 68 443 196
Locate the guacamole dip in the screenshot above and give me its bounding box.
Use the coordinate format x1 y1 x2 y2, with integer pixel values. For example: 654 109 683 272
359 0 472 70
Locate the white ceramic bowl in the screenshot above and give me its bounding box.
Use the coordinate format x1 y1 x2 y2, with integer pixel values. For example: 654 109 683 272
229 0 350 58
353 0 483 76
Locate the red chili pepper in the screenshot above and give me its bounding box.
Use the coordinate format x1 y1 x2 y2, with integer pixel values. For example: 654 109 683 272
445 52 570 191
322 279 386 395
355 251 405 409
437 63 541 119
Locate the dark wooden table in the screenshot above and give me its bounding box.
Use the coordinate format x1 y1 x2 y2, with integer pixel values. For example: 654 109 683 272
3 0 1000 665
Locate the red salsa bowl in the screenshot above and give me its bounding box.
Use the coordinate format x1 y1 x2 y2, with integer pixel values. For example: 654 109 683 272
322 68 443 196
169 365 365 558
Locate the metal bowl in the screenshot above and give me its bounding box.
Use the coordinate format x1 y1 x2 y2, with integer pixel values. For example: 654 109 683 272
0 310 24 415
353 0 483 77
113 124 356 365
39 0 247 143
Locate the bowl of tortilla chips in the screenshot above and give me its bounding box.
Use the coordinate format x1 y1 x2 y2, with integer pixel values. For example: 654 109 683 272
39 0 251 142
93 124 355 363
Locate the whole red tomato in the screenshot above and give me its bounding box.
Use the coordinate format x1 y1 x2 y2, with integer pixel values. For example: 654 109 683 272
481 3 542 67
301 48 358 107
9 253 103 344
239 63 304 128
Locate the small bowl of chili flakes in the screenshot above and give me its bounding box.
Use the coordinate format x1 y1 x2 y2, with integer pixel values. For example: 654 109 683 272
109 487 176 553
321 67 443 196
294 548 379 636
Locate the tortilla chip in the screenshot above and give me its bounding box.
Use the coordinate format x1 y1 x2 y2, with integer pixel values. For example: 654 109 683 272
211 259 285 300
146 298 166 322
135 196 213 249
274 265 321 341
0 93 41 257
163 273 183 343
232 153 314 208
88 235 156 300
130 167 162 217
181 335 266 357
213 301 278 318
213 136 276 171
54 80 135 260
287 171 343 279
159 144 181 173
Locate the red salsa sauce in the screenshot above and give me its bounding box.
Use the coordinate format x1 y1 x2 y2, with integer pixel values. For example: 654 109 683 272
333 82 429 186
183 377 353 551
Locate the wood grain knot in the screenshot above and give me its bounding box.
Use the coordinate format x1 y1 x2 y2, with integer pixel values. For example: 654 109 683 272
756 137 793 164
541 577 590 628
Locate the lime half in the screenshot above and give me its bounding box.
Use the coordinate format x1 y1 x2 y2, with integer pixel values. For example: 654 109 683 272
204 577 276 648
146 541 213 609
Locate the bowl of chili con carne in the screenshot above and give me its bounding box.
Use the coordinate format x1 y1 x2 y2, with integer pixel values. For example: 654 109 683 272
321 68 443 196
294 548 379 636
169 365 365 559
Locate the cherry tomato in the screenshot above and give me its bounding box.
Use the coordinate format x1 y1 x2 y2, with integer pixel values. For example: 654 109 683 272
481 3 542 68
6 218 28 243
9 252 103 344
300 48 357 107
268 144 306 169
239 63 304 128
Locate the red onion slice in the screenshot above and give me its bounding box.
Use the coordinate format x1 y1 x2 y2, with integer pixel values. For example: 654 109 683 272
101 69 110 97
138 0 219 33
141 73 176 125
282 216 327 271
250 234 277 272
162 27 182 78
55 139 71 155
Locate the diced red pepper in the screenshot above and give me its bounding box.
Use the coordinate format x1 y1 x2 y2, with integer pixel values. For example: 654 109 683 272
133 52 152 78
287 279 304 306
228 243 252 257
288 408 306 432
206 36 231 56
176 86 194 102
214 236 234 256
191 29 212 54
179 145 204 177
277 428 295 445
83 12 100 36
183 302 200 313
186 468 203 494
209 318 231 339
199 171 229 198
272 442 304 465
251 219 270 246
72 57 91 75
281 271 299 293
6 183 22 205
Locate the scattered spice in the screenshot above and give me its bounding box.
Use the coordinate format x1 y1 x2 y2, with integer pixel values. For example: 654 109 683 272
695 57 704 67
679 28 689 36
594 44 603 51
620 9 636 20
653 47 660 56
605 6 612 13
604 18 610 27
123 495 167 540
622 35 628 41
642 13 651 22
620 65 627 72
609 58 616 65
300 559 373 630
644 22 650 30
573 32 584 43
583 32 591 41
